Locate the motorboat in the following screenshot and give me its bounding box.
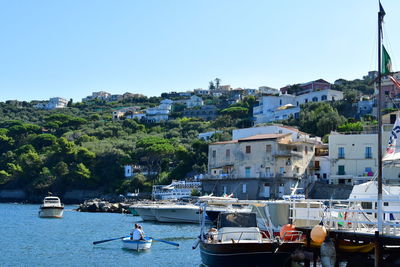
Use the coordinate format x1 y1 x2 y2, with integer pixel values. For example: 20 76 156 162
197 211 303 267
122 237 152 250
151 203 209 223
38 196 64 218
131 203 158 221
152 180 201 200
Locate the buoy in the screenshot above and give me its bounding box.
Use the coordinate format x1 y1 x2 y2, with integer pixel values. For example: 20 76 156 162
311 225 327 244
280 224 297 241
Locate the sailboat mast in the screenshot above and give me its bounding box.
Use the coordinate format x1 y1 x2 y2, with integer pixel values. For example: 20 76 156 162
377 1 384 234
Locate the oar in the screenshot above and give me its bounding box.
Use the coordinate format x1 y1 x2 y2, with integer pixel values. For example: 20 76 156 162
149 237 179 247
93 236 128 245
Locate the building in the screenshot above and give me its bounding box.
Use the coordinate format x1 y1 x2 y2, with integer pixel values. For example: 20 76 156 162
82 91 111 102
202 133 316 200
258 86 280 95
34 97 68 110
198 131 223 141
112 106 142 121
328 128 399 185
280 79 332 95
186 95 204 108
145 99 173 123
194 88 209 95
253 85 343 124
377 71 400 109
182 105 218 121
356 97 375 119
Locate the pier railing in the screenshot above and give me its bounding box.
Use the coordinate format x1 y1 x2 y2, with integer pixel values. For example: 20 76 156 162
288 198 400 236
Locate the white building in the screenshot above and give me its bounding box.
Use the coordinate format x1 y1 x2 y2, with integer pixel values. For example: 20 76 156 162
82 91 111 102
198 131 223 141
34 97 68 110
233 125 318 142
328 129 399 185
145 99 173 123
253 89 343 124
186 95 204 109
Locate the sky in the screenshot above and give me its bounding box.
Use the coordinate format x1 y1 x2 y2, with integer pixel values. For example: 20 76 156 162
0 0 399 102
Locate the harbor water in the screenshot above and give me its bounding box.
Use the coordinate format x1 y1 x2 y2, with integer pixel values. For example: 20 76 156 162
0 203 201 267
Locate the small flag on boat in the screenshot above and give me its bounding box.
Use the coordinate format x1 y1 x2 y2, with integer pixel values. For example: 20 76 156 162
382 45 392 75
383 115 400 161
379 2 386 19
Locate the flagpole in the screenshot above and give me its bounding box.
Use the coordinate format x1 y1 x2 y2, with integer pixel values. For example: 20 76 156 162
377 1 383 235
375 2 384 267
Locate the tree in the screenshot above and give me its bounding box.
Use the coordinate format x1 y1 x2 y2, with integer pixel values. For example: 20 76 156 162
209 81 215 90
214 78 221 90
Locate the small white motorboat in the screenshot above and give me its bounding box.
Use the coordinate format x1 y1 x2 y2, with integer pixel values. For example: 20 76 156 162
122 237 153 250
38 196 64 218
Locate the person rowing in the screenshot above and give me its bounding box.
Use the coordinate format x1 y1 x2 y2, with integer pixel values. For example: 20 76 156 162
130 223 144 240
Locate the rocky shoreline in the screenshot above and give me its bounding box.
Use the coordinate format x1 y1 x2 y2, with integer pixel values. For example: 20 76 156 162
76 199 132 214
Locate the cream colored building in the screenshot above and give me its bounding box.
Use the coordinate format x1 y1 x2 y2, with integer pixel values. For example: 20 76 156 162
329 130 400 185
203 133 316 199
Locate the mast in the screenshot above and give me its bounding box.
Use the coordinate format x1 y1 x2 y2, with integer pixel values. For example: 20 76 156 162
377 1 384 234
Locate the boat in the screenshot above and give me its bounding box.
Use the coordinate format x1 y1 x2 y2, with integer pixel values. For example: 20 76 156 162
152 180 201 200
131 203 158 221
151 203 205 223
38 196 64 218
198 210 303 267
122 237 152 250
127 206 139 216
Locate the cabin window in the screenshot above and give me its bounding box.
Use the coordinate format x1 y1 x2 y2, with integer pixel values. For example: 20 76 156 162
242 184 247 193
245 146 251 154
365 147 372 159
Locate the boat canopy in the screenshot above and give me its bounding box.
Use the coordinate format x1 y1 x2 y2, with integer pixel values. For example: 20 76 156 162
217 212 257 228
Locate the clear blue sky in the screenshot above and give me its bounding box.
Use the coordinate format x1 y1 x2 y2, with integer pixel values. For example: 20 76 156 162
0 0 399 102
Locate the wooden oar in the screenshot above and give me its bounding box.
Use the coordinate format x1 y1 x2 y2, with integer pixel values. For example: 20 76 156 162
149 237 179 247
93 236 128 245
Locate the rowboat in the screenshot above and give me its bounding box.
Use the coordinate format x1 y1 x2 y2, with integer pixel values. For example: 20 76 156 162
122 237 152 250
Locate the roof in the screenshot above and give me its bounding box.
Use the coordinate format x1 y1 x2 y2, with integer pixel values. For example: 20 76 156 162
210 133 290 145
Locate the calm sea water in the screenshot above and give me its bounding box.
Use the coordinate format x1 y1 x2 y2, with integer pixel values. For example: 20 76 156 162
0 203 202 267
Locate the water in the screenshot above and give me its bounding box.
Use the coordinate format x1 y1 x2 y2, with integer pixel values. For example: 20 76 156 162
0 204 202 267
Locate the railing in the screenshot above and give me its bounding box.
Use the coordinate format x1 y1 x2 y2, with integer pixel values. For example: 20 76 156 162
288 198 400 236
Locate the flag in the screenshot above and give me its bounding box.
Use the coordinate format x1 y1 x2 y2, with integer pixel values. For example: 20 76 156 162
382 45 392 75
389 75 400 88
379 2 386 19
383 114 400 161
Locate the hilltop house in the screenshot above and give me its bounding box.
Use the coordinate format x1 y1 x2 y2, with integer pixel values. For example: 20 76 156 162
34 97 68 110
145 99 173 123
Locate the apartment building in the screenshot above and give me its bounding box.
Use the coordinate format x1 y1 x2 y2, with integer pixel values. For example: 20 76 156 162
329 129 399 185
202 133 316 200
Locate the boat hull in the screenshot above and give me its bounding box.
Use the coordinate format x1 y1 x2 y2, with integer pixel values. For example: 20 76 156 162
200 242 293 267
134 206 157 221
122 237 152 250
39 207 64 218
128 207 139 216
153 207 202 223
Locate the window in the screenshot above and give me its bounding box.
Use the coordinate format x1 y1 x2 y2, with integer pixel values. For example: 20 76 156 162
212 150 216 158
338 165 345 175
266 167 271 176
242 184 247 193
279 99 282 105
365 147 372 158
245 167 251 178
245 146 251 154
321 95 327 101
305 99 308 103
223 186 227 195
279 167 285 174
312 97 318 102
305 146 308 155
266 144 272 153
338 147 345 158
226 149 230 158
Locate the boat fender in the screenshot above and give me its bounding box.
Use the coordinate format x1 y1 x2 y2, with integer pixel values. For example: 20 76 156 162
320 237 336 267
192 238 200 249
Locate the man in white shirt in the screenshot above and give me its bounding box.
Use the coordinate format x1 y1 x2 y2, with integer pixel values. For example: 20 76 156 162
130 223 143 240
